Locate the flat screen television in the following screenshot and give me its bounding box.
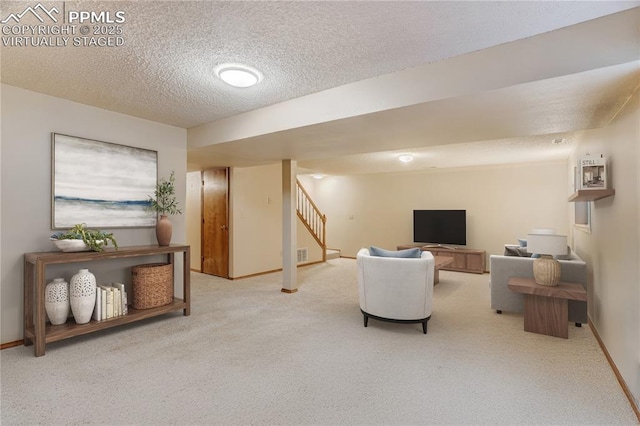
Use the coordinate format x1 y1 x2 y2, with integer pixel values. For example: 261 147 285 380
413 210 466 246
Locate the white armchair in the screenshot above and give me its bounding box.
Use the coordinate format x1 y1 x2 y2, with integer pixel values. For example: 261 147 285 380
356 248 435 334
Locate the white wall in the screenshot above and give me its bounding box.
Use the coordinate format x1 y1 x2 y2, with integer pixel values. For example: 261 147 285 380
186 171 202 271
569 89 639 408
0 84 187 344
302 162 570 266
230 164 283 277
223 163 322 278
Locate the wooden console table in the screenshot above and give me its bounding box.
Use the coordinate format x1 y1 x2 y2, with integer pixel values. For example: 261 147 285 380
397 244 486 274
24 245 190 357
507 277 586 339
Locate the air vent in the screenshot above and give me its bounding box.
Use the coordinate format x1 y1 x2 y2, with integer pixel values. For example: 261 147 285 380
297 248 308 263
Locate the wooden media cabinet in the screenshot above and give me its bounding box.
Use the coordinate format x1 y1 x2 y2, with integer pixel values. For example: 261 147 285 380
397 244 486 274
23 245 190 357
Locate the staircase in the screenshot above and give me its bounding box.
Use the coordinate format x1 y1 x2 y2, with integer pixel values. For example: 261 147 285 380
296 179 328 262
326 249 341 260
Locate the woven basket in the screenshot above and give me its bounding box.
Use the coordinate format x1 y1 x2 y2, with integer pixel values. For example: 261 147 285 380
131 263 173 309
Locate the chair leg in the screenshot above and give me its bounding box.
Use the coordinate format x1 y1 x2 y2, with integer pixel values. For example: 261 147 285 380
422 320 428 334
363 313 368 328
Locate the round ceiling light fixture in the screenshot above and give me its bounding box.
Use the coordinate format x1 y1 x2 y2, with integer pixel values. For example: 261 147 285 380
312 173 325 180
215 63 263 88
398 154 414 163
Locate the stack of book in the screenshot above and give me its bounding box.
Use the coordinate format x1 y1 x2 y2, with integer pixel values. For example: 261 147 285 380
93 282 128 321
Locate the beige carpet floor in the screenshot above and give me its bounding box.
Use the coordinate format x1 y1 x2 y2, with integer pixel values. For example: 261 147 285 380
1 258 637 425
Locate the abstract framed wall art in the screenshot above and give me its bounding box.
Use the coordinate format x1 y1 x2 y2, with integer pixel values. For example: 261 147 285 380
52 133 158 228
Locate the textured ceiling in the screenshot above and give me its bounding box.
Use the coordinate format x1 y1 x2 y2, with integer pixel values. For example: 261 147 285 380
1 1 639 174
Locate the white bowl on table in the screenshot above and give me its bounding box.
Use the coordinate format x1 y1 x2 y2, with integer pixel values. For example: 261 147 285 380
51 239 95 252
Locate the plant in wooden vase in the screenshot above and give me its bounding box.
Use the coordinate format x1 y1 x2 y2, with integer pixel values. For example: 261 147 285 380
148 171 182 246
50 223 118 252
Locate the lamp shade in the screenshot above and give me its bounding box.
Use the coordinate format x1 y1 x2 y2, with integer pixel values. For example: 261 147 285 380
526 233 567 256
530 228 556 235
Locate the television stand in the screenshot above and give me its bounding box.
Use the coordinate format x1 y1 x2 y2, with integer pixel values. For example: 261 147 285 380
422 244 458 250
397 244 486 274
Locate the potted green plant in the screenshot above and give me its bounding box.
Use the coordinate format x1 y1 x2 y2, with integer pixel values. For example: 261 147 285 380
148 171 182 246
50 223 118 252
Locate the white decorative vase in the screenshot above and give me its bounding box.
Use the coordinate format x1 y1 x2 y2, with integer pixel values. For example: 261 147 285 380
45 278 70 325
70 269 96 324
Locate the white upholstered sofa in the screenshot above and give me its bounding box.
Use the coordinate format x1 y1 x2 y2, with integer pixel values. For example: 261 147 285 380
489 245 588 324
356 248 435 334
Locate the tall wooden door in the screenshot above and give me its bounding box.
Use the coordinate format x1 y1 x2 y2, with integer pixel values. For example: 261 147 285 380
202 168 229 277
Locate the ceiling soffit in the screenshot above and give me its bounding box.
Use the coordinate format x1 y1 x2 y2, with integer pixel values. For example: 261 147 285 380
188 8 640 155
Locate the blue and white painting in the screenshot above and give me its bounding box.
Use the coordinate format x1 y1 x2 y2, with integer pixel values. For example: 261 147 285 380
52 134 157 228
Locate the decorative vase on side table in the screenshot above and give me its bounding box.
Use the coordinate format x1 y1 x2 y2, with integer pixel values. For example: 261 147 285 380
526 232 567 287
69 269 96 324
148 171 182 247
156 215 173 246
45 278 70 325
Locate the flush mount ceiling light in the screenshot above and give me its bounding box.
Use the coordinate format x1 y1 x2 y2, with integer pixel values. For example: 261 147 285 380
398 154 414 163
215 63 263 88
312 173 325 180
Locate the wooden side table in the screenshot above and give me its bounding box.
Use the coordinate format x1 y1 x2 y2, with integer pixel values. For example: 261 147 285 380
507 277 587 339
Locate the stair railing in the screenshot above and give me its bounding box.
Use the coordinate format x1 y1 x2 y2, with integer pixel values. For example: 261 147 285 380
296 179 327 261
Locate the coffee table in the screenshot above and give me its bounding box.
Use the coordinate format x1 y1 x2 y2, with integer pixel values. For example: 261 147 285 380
434 256 454 284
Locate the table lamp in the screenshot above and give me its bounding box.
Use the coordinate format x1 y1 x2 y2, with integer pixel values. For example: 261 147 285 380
526 232 567 286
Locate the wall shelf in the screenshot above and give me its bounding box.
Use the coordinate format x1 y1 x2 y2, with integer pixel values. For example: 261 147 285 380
568 189 615 202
